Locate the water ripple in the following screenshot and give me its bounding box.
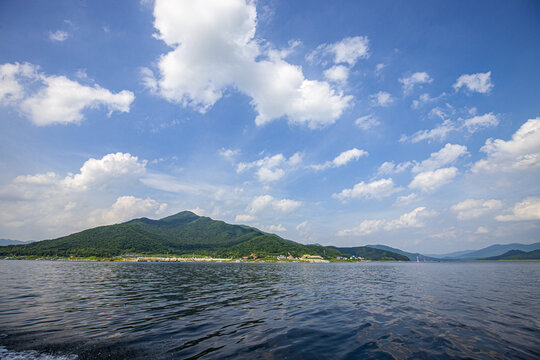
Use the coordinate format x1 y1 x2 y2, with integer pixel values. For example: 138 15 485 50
0 261 539 359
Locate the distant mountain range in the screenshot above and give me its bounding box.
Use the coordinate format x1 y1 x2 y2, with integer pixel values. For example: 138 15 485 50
366 244 439 262
0 211 406 261
0 239 32 246
427 242 540 260
481 249 540 261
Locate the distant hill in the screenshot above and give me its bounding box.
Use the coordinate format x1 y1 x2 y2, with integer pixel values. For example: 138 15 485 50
0 239 29 246
481 249 540 261
432 242 540 260
366 244 439 261
327 246 409 261
0 211 344 259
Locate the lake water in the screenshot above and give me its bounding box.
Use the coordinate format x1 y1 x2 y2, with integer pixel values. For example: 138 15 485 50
0 261 538 359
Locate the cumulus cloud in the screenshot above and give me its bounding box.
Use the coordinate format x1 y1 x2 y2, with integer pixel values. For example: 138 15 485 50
324 65 349 84
333 178 401 201
49 30 69 42
235 214 256 223
235 194 301 222
409 167 458 192
472 118 540 173
453 71 493 93
370 91 394 107
312 148 367 170
246 195 301 214
148 0 352 129
412 143 468 173
495 197 540 222
451 199 503 220
0 62 134 125
62 153 147 190
87 196 167 227
355 114 380 130
399 72 433 94
337 207 435 236
0 153 150 238
237 152 301 183
307 36 370 66
263 224 286 233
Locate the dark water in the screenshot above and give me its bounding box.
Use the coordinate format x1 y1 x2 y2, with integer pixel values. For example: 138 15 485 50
0 261 539 359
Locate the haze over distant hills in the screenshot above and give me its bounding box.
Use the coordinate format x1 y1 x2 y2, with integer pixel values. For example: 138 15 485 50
427 242 540 260
367 245 439 262
481 249 540 261
0 239 31 246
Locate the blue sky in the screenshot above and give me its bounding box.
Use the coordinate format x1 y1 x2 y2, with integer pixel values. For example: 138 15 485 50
1 0 539 253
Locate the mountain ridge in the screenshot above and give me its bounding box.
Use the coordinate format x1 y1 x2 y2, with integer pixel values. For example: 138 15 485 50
0 211 404 260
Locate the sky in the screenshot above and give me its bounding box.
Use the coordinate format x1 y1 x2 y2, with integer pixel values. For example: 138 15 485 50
0 0 539 254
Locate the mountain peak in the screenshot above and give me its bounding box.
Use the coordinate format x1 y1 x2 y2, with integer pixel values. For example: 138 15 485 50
159 211 200 223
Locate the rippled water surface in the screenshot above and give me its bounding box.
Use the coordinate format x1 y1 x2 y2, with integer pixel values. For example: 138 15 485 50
0 261 539 359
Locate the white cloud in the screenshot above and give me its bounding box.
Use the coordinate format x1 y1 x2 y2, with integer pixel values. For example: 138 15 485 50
49 30 68 42
63 153 147 191
0 153 151 238
312 148 368 170
263 224 286 233
411 92 447 109
10 152 146 195
409 167 458 192
87 196 167 227
307 36 370 66
0 62 134 125
454 71 493 93
463 113 498 133
324 65 349 84
394 193 419 206
140 67 158 93
296 221 308 231
337 207 435 236
237 152 301 183
149 0 352 129
370 91 393 107
451 199 503 220
219 148 240 161
401 112 498 143
476 226 489 234
247 195 301 214
472 118 540 173
334 178 401 201
355 114 380 130
412 143 468 173
496 197 540 222
235 214 256 222
377 161 412 175
401 119 456 143
399 72 433 94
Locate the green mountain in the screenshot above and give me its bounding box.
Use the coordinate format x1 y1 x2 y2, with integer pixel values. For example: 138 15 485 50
481 249 540 261
0 211 343 258
366 244 438 261
327 246 409 261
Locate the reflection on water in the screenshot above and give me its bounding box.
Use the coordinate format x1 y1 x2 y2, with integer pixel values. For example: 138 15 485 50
0 261 539 359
